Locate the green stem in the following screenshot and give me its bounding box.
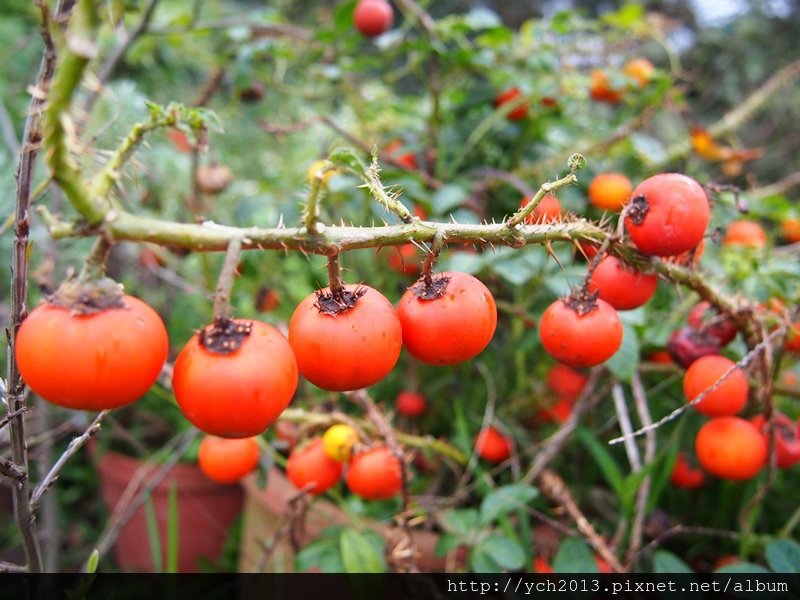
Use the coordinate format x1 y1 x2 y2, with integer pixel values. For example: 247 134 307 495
506 154 585 228
77 236 113 282
91 110 179 199
43 0 105 225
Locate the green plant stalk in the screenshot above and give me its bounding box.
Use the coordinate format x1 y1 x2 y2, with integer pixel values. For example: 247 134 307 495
166 483 179 573
91 112 179 199
303 168 325 233
361 153 414 223
42 0 105 225
506 155 584 228
143 495 163 571
40 206 609 254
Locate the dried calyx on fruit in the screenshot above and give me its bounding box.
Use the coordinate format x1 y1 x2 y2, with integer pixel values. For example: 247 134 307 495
47 276 127 314
199 315 253 354
313 284 368 315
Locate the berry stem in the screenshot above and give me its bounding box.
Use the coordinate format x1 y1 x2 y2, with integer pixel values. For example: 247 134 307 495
326 253 345 298
212 237 242 318
420 231 445 287
77 236 114 283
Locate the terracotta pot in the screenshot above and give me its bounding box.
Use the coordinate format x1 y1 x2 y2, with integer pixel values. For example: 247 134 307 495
95 447 243 572
238 468 463 572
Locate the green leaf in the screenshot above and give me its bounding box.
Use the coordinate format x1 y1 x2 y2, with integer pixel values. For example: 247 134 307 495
479 484 539 525
576 427 625 499
84 549 100 574
432 184 468 214
654 550 693 573
630 133 667 165
605 321 639 382
715 562 771 574
439 509 480 538
765 539 800 573
552 538 598 573
477 535 526 570
296 537 344 573
435 533 463 558
469 546 501 573
340 528 386 573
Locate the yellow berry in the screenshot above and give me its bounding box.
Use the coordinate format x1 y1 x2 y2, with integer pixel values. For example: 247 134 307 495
322 424 358 462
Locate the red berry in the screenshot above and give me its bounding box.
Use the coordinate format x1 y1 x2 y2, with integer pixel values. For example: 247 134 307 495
751 413 800 469
353 0 393 37
683 355 748 417
695 417 767 480
475 426 512 463
395 391 427 418
687 301 737 346
669 452 705 488
495 87 528 121
539 298 623 368
587 256 658 310
667 326 721 369
625 174 710 256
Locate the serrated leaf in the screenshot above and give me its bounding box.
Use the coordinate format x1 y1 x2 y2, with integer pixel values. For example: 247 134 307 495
479 484 539 525
340 528 386 573
654 550 693 573
552 537 598 573
765 539 800 573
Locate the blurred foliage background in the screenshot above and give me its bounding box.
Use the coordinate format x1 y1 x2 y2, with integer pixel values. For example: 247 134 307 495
0 0 798 573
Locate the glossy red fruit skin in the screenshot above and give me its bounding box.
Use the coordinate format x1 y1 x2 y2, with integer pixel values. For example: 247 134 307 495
539 299 623 368
286 438 343 495
173 320 298 438
289 285 402 391
687 301 737 346
345 446 403 500
395 391 427 418
751 414 800 469
495 87 528 121
16 295 168 411
353 0 393 37
197 436 261 484
625 173 710 256
546 364 588 402
667 326 721 369
695 416 767 480
669 452 705 488
397 272 497 366
474 427 512 463
683 355 748 417
587 256 658 310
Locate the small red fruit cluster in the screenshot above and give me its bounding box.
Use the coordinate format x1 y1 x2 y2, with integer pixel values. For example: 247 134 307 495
287 439 403 500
